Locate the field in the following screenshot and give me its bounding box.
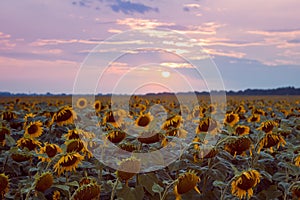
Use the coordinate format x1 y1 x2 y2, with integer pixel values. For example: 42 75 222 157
0 94 300 200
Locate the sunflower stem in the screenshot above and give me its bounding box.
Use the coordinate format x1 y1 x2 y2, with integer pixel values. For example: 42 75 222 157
220 176 236 200
110 178 120 200
160 180 177 200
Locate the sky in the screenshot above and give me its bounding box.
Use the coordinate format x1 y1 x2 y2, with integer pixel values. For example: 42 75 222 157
1 0 300 94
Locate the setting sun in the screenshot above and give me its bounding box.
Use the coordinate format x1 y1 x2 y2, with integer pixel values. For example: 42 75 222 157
161 71 170 78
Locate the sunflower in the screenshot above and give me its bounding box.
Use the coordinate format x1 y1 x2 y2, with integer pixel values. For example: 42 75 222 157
76 97 88 109
79 177 96 186
38 142 62 162
193 145 219 162
195 117 218 134
102 109 126 128
17 137 41 151
235 125 250 136
23 113 36 128
24 121 43 138
192 106 206 118
71 182 101 200
51 106 77 126
1 111 17 121
174 170 201 200
52 190 61 200
231 169 261 199
294 154 300 167
138 131 161 144
257 132 286 153
224 112 239 127
135 112 153 127
161 114 182 130
64 128 95 140
235 105 246 114
118 143 139 152
11 149 32 162
224 136 253 157
0 173 9 198
93 100 102 112
0 125 10 146
65 139 91 157
257 120 278 133
253 108 266 116
107 130 126 143
54 152 84 175
34 171 53 193
247 114 260 123
116 157 141 185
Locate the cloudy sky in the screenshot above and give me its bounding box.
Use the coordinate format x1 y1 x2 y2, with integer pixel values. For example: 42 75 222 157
1 0 300 94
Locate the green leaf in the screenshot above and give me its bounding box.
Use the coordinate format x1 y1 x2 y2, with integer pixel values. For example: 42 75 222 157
116 185 144 200
52 184 70 192
212 180 227 189
65 181 79 188
152 183 164 194
139 173 159 196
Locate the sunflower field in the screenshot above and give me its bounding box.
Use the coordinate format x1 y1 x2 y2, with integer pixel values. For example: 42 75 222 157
0 95 300 200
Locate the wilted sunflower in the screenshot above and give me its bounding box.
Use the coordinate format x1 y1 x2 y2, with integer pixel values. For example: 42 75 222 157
54 152 84 175
34 171 53 193
235 125 250 136
0 125 10 146
257 120 278 133
17 137 41 151
196 117 218 134
257 132 286 153
71 182 101 200
38 142 62 162
224 136 253 157
1 111 17 121
11 148 32 162
162 115 182 130
52 190 61 200
24 121 43 138
52 106 77 126
107 130 126 143
0 173 9 198
76 97 88 109
224 112 239 127
116 157 141 185
174 170 201 200
231 169 261 199
294 154 300 167
135 112 153 127
247 114 260 123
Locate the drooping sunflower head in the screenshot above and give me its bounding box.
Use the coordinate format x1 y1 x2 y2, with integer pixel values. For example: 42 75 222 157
93 100 102 113
138 131 161 144
235 105 246 114
0 125 10 146
116 157 141 184
10 148 32 162
65 139 87 153
38 142 62 162
16 137 41 151
135 112 153 127
1 111 17 121
257 120 278 133
106 130 126 144
103 109 127 128
257 132 286 153
71 182 101 200
174 170 201 200
247 114 260 123
224 112 239 127
161 114 182 130
52 106 77 126
196 117 218 133
76 97 88 109
54 152 84 176
231 169 261 199
224 136 253 157
235 125 250 136
0 173 9 198
34 171 53 193
24 121 43 138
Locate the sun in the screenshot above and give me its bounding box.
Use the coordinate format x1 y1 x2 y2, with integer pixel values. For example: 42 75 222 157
161 71 170 78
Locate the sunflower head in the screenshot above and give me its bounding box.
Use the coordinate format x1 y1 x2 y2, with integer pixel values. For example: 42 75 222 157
0 173 9 198
38 142 62 162
52 190 61 200
135 113 153 127
76 97 88 109
196 117 218 133
235 125 250 136
231 169 261 199
11 148 32 162
93 100 102 112
65 139 85 153
295 154 300 167
1 111 17 121
247 114 260 123
118 143 139 152
16 137 41 151
24 121 43 138
0 125 10 146
116 157 141 184
71 182 101 200
161 115 182 130
34 171 53 192
257 132 286 153
52 106 77 126
224 136 253 157
107 130 126 143
54 152 84 176
103 109 126 128
79 177 96 186
174 170 201 200
257 120 278 133
138 131 160 144
224 112 239 127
